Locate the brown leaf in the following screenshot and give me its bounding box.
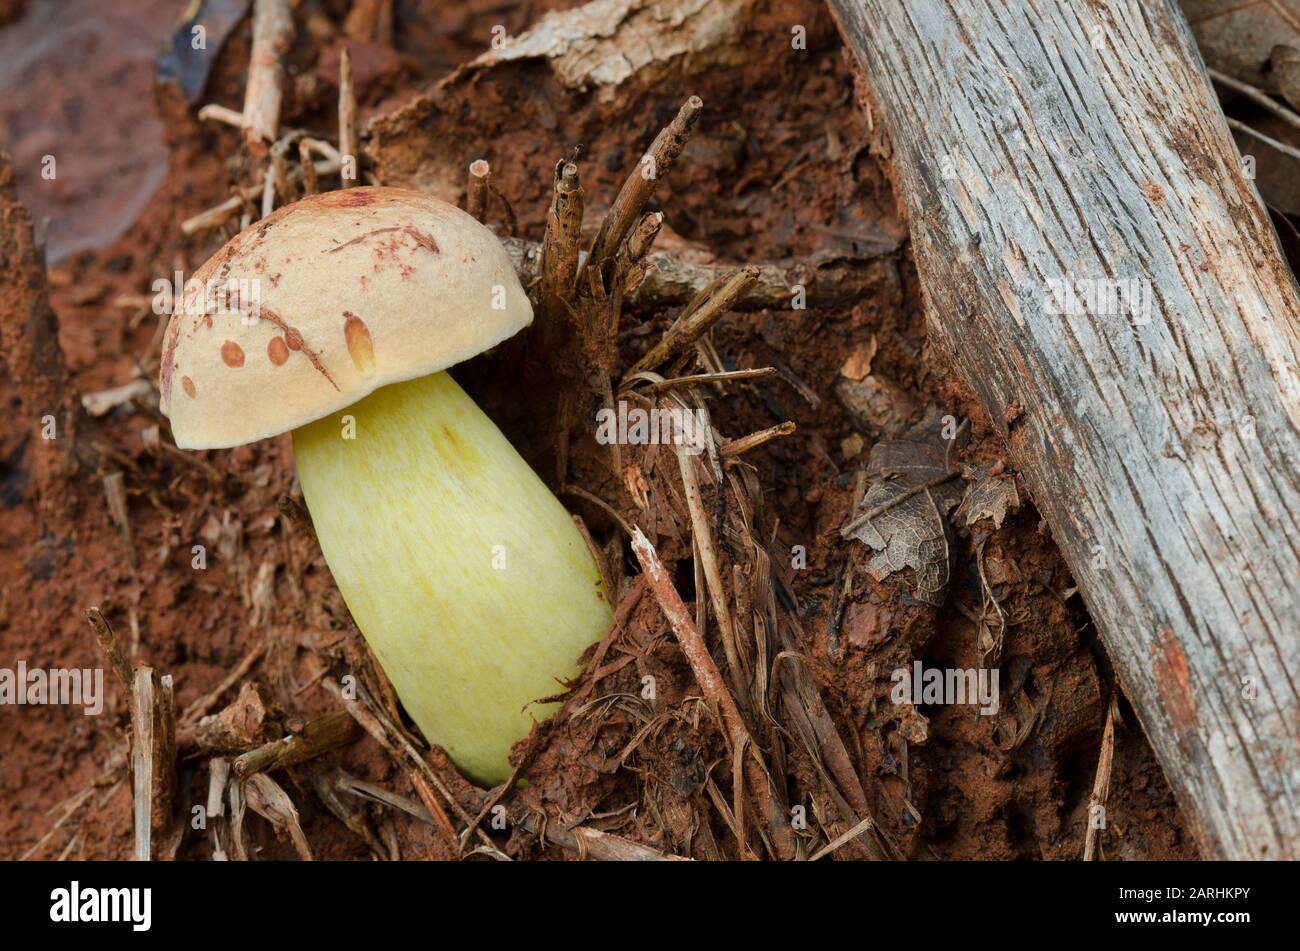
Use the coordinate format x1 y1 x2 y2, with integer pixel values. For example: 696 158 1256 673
845 415 963 606
835 374 918 435
244 773 314 861
1184 0 1300 92
1273 44 1300 110
960 464 1021 529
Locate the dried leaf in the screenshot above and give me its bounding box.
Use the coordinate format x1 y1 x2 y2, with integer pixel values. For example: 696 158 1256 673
852 483 950 605
845 416 962 606
1184 0 1300 92
960 464 1020 529
244 773 314 861
1273 43 1300 110
835 374 918 435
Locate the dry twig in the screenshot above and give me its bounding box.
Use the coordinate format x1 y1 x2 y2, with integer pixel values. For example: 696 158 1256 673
242 0 294 154
1084 692 1121 861
338 47 359 186
85 607 134 692
586 96 703 277
466 159 491 221
629 527 789 859
625 265 759 378
130 668 176 860
232 710 362 777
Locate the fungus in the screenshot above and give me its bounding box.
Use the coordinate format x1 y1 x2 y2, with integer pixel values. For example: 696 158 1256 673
160 187 612 783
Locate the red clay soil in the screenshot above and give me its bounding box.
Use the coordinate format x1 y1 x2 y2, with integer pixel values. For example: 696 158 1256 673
0 0 1195 860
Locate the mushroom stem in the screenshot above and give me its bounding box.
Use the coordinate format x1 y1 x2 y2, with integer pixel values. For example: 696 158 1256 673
291 370 612 784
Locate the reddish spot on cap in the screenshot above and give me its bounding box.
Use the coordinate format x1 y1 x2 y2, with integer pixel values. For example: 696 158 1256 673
322 189 377 208
182 376 197 399
268 337 289 366
221 340 245 368
344 311 375 373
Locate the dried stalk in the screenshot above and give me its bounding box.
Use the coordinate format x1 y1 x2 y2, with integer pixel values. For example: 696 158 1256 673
277 494 316 539
175 683 265 757
260 157 278 219
320 675 475 850
648 367 777 394
1208 68 1300 133
180 644 267 727
518 813 690 861
307 766 386 858
338 47 359 187
1084 692 1121 860
586 96 703 277
130 667 176 860
625 265 759 378
721 420 796 457
629 527 788 859
540 160 583 311
232 710 362 777
503 235 893 312
299 140 319 195
198 103 244 127
82 378 153 417
180 156 341 235
344 0 394 44
674 441 744 688
102 471 136 569
466 159 491 221
808 816 877 861
624 211 663 264
242 0 294 155
243 772 314 860
84 607 134 692
1224 116 1300 163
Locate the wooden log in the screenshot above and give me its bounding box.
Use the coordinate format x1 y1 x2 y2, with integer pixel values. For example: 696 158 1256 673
827 0 1300 859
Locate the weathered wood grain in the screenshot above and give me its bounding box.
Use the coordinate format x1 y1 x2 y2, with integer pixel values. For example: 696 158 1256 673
829 0 1300 858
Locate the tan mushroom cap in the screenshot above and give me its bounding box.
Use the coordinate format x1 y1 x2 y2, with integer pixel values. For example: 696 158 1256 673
159 187 532 449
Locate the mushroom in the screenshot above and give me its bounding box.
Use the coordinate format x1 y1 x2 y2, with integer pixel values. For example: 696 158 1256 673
160 187 612 784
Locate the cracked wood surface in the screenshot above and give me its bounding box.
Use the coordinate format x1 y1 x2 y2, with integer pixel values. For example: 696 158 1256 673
829 0 1300 858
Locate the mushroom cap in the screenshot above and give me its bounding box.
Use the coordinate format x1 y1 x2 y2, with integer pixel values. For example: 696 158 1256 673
159 187 532 449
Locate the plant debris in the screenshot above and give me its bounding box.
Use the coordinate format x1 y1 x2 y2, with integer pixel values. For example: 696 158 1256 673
841 412 964 606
